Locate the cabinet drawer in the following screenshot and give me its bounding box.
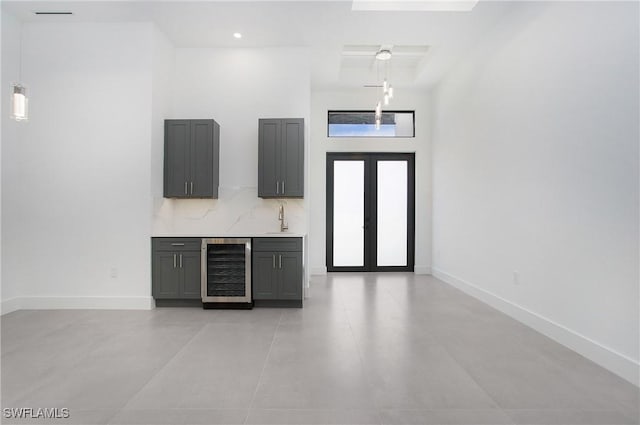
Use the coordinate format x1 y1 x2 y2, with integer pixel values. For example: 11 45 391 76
152 238 202 251
253 237 302 252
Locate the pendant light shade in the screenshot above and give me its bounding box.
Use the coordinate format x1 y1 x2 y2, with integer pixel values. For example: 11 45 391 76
11 84 28 122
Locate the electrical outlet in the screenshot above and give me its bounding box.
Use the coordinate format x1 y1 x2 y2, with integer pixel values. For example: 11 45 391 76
513 271 520 285
110 267 118 279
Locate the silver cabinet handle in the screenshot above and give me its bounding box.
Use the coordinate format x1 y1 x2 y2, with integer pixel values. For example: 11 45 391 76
179 254 183 268
279 254 282 269
190 182 194 195
171 243 185 246
173 254 177 268
272 254 276 269
276 181 279 194
282 181 285 194
184 182 188 195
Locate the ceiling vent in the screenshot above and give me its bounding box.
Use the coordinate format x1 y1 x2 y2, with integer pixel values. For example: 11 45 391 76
34 11 73 15
352 0 479 12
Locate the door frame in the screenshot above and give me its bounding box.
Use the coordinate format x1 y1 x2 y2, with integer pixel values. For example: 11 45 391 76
326 152 415 272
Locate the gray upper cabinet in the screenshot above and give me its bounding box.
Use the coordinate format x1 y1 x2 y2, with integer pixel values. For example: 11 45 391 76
164 119 220 198
258 118 304 198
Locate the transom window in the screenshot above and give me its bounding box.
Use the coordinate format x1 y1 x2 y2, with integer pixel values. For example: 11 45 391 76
328 110 415 138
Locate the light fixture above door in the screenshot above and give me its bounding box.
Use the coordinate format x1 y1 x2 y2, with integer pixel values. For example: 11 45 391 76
374 48 394 129
11 84 28 122
11 23 28 122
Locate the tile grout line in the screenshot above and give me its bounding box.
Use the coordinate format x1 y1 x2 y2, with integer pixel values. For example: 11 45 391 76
397 280 510 416
242 311 283 425
418 314 514 423
110 321 211 422
3 312 142 411
357 279 509 424
342 288 385 425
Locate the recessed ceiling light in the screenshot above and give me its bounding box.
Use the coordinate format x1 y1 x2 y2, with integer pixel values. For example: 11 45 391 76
233 32 242 39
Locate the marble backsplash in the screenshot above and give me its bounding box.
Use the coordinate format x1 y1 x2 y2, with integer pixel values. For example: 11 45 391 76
151 186 307 236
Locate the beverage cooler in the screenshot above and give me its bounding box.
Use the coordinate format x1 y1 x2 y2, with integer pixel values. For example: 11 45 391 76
201 238 252 308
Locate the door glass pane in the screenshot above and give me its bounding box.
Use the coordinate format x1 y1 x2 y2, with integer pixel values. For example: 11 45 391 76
377 161 407 266
333 161 364 267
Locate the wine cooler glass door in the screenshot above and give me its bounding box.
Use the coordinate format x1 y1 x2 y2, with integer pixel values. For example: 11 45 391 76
201 238 252 303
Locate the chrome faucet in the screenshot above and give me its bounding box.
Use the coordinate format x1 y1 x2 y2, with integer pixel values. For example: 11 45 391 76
278 204 288 232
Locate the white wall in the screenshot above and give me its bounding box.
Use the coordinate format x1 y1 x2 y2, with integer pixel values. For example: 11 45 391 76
0 23 313 310
2 23 156 311
309 90 432 275
431 2 639 384
0 10 22 312
151 47 311 237
151 27 175 209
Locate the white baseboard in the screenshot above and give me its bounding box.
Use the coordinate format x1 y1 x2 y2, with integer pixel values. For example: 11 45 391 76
1 296 154 314
432 267 640 387
311 267 327 275
414 265 432 275
1 297 22 315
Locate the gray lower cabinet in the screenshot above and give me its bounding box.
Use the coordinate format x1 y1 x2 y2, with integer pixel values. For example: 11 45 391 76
164 119 220 198
252 238 303 307
258 119 304 198
253 252 278 299
152 238 202 303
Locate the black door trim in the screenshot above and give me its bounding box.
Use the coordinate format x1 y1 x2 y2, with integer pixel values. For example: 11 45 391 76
326 152 415 272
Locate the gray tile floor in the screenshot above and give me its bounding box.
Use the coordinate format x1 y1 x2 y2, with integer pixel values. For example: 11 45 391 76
1 273 638 425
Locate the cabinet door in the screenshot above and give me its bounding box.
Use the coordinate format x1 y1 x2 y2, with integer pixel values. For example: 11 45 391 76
258 119 281 197
164 120 190 197
153 251 181 298
252 252 278 299
190 120 214 198
280 119 304 197
180 251 202 299
278 251 302 300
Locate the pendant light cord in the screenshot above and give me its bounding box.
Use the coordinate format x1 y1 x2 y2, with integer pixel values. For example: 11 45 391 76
18 23 23 82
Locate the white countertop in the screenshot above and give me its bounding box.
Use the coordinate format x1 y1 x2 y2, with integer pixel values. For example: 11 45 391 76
151 232 306 238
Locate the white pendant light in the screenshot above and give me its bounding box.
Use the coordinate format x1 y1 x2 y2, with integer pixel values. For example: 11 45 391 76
374 100 382 131
373 48 395 129
11 84 28 121
11 26 28 122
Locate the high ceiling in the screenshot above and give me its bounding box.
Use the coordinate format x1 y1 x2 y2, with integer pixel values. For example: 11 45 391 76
2 1 518 89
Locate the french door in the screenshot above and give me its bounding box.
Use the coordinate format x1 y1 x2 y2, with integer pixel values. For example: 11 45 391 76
326 153 415 272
